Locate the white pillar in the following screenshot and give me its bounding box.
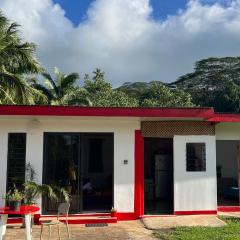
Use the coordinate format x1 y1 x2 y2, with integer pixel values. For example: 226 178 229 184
26 130 43 212
114 129 135 212
0 132 8 206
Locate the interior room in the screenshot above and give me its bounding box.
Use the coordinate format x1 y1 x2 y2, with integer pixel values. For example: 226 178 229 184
216 140 239 206
144 138 173 214
81 133 113 212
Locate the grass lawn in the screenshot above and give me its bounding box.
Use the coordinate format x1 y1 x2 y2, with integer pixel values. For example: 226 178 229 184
153 217 240 240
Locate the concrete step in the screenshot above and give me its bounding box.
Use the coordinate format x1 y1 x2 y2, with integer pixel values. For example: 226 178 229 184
40 214 117 225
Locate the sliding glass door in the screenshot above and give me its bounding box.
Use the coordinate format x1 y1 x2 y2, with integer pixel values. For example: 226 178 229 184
42 133 113 214
43 133 81 213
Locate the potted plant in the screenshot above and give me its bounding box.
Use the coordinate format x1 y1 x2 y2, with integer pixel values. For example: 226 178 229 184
111 207 117 218
4 188 25 211
24 163 70 225
24 163 70 206
24 181 70 205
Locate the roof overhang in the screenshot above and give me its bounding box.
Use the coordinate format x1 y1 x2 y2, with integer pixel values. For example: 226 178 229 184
0 105 239 122
0 105 214 119
207 114 240 123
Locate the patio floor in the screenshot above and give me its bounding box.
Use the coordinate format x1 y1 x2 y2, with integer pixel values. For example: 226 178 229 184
3 215 231 239
218 211 240 218
142 215 226 230
3 220 156 240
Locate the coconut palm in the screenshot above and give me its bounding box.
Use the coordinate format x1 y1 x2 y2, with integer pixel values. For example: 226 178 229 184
31 67 91 105
0 12 44 104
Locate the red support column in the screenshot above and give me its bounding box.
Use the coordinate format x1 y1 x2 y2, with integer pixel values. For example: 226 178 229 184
134 130 144 218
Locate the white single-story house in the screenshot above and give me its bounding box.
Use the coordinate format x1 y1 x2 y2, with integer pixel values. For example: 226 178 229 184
0 105 240 221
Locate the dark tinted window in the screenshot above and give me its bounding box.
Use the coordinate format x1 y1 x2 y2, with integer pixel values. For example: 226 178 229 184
7 133 26 191
186 143 206 172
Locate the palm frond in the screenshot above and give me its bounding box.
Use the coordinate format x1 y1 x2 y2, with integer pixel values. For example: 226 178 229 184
0 11 43 104
0 86 16 104
31 83 54 103
42 71 59 97
7 22 20 35
61 72 80 90
24 181 70 205
54 67 62 86
0 71 48 104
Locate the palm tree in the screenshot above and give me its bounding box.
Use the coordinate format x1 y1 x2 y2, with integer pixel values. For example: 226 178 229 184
0 12 44 104
32 67 91 105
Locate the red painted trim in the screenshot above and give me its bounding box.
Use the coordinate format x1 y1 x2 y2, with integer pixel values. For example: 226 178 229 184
1 105 240 122
208 113 240 122
7 218 23 224
6 216 118 225
39 212 136 224
175 210 217 215
218 206 240 212
141 215 176 218
0 105 215 119
7 210 223 224
42 213 110 218
117 212 137 221
134 130 144 218
56 218 117 225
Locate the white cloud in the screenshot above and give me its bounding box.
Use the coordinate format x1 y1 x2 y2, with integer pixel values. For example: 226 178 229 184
1 0 240 85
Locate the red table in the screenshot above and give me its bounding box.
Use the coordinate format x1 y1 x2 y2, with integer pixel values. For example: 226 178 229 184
0 205 39 240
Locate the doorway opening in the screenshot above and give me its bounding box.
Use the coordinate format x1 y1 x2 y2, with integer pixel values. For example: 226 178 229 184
217 140 239 206
144 138 174 214
42 133 113 214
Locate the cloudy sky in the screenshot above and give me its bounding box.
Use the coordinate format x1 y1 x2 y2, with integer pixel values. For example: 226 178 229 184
0 0 239 85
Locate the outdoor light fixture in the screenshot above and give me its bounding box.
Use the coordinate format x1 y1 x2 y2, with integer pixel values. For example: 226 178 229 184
27 118 41 133
123 159 128 165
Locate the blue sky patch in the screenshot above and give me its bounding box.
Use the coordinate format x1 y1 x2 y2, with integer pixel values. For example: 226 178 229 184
53 0 189 26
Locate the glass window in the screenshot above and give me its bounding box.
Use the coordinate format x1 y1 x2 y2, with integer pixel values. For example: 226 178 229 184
88 138 103 173
7 133 26 191
186 143 206 172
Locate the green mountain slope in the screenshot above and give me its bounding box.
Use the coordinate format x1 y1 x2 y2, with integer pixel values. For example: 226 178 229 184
118 57 240 113
172 57 240 90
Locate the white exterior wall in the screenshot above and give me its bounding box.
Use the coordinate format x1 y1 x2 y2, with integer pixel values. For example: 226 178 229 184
0 116 140 213
216 123 240 140
174 135 217 212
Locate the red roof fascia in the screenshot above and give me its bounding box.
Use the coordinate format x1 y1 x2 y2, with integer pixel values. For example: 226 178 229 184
0 105 214 119
207 113 240 122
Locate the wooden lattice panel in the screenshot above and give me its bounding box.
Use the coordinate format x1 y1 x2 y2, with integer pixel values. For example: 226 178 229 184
141 121 215 138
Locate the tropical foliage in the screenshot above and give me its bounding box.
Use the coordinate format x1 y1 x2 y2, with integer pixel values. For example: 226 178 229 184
4 187 25 201
24 181 70 205
83 69 139 107
139 83 194 107
172 57 240 113
24 163 70 205
29 67 90 106
0 12 44 104
0 12 239 112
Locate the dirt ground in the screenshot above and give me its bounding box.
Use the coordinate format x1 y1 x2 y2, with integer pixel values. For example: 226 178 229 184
3 220 156 240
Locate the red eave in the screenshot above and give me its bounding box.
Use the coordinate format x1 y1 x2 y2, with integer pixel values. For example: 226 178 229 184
207 113 240 123
0 105 215 119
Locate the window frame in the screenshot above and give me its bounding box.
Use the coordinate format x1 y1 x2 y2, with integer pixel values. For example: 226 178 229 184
186 142 206 172
6 133 27 191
